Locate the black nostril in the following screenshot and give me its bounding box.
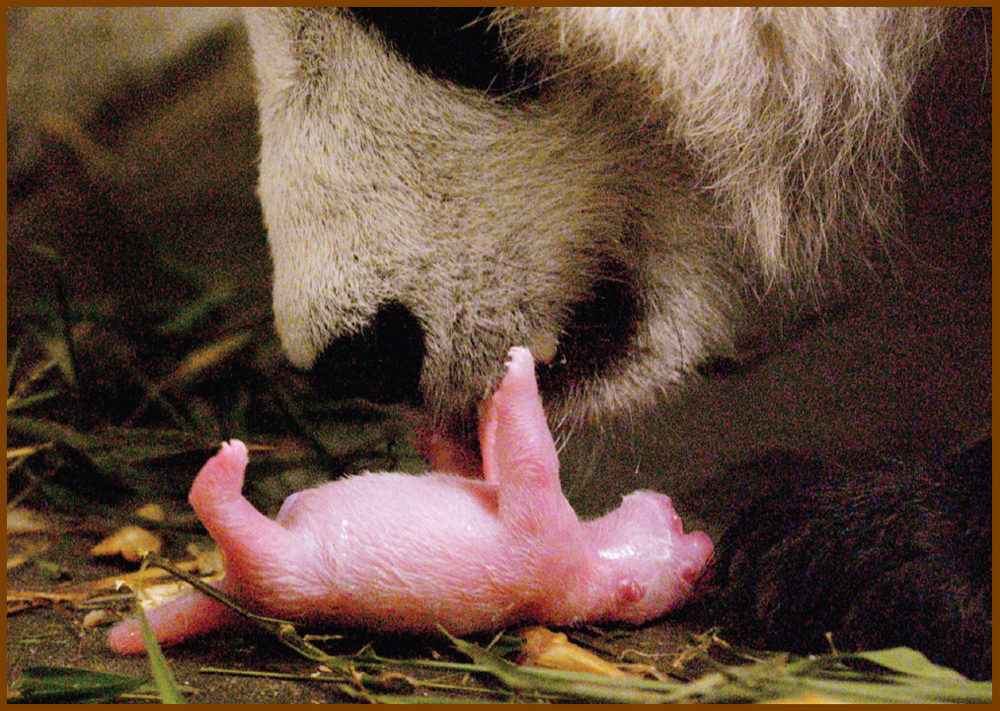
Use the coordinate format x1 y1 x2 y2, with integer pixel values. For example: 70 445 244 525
308 301 426 405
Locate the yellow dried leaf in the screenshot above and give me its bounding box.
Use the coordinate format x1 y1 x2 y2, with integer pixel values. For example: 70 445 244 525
7 590 90 607
180 544 224 576
111 564 225 612
521 626 630 678
169 332 252 387
7 508 52 534
133 579 198 611
84 545 224 596
82 609 119 629
90 525 162 562
765 693 847 704
135 503 166 522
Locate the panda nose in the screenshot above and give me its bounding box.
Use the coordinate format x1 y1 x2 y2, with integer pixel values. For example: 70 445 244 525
308 301 426 405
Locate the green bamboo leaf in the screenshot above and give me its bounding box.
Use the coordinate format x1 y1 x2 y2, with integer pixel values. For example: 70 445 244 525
7 343 20 393
159 282 235 335
166 332 253 391
7 417 215 488
7 389 62 412
7 416 101 452
859 647 967 681
440 627 684 703
10 666 147 704
33 559 75 581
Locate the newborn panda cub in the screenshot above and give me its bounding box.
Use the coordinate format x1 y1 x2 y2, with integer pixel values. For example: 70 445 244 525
109 347 712 654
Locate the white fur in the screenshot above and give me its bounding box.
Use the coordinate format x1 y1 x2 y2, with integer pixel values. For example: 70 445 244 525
241 8 946 433
494 7 946 280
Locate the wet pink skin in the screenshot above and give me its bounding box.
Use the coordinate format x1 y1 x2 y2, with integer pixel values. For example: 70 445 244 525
109 347 713 654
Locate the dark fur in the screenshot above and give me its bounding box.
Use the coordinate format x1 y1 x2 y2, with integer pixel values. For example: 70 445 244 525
703 437 991 680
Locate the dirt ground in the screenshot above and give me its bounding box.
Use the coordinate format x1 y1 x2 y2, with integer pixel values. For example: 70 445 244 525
7 9 991 704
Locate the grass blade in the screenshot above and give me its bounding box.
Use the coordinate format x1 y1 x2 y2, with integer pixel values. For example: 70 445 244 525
135 598 186 704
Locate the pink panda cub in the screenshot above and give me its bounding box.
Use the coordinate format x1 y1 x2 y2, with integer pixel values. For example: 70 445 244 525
109 347 712 654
